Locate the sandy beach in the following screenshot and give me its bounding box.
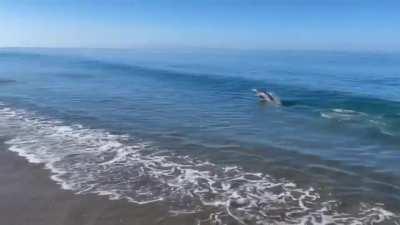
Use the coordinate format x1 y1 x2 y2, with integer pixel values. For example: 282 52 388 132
2 0 400 224
0 141 206 225
1 49 399 224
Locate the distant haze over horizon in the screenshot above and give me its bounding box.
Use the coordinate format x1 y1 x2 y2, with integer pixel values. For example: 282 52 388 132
1 0 399 51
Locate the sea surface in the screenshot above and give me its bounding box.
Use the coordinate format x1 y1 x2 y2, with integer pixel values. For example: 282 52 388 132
0 48 399 224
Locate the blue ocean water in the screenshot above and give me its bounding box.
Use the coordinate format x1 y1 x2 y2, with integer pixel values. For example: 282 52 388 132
0 48 399 224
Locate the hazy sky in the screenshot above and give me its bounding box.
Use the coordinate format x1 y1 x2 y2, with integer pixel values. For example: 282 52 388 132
1 0 399 51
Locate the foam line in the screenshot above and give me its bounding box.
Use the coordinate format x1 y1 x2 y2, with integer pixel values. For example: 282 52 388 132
0 105 398 225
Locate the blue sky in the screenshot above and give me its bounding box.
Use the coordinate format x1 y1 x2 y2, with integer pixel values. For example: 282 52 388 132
1 0 399 51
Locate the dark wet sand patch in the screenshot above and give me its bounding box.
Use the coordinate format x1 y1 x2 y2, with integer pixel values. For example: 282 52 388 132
0 143 210 225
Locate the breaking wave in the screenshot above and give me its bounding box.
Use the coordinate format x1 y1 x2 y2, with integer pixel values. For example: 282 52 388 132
0 105 398 225
320 109 367 121
320 108 399 138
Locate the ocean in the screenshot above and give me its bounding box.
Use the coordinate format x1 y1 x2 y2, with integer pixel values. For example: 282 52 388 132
0 48 399 224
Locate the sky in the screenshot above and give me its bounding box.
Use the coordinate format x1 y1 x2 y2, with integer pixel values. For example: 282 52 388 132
1 0 400 51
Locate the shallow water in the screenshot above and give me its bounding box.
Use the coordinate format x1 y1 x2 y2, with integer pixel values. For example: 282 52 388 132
0 48 399 224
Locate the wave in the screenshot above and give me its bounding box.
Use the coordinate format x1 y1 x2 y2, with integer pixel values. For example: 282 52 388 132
320 108 400 140
0 79 16 84
0 105 399 225
320 108 367 121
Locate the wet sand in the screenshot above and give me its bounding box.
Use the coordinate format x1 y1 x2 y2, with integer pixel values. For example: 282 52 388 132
0 142 204 225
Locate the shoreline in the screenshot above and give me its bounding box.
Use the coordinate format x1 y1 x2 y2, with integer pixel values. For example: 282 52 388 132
1 133 400 224
0 141 207 225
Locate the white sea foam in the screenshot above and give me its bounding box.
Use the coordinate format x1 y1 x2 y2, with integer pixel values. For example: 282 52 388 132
0 106 399 225
320 108 399 138
321 108 367 121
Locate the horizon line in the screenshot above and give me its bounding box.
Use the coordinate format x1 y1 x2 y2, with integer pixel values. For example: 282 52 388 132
1 46 399 55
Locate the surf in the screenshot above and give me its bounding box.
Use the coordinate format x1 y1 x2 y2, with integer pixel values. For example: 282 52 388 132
0 105 398 225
